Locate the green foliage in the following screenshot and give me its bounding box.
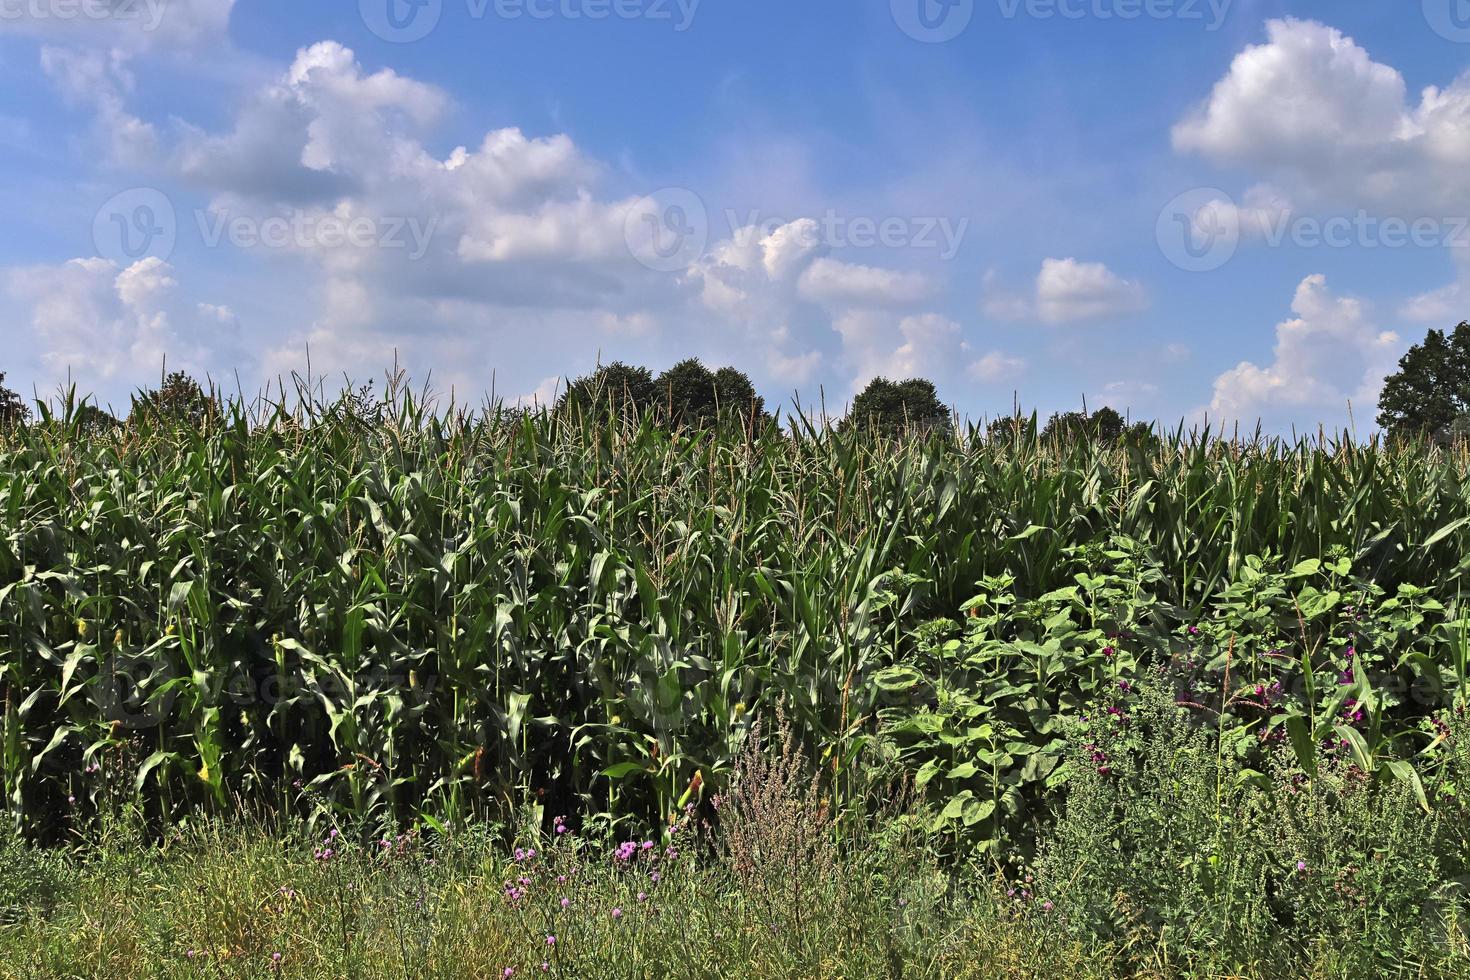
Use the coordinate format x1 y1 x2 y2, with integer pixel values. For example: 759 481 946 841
651 358 768 430
327 380 387 426
558 359 767 430
879 543 1470 859
557 361 657 420
1041 407 1153 445
844 377 953 437
1033 683 1470 976
6 398 1470 852
1 719 1465 977
711 367 766 422
0 827 73 927
0 803 1099 978
1377 322 1470 439
69 403 120 436
127 371 217 428
985 413 1035 444
0 373 29 427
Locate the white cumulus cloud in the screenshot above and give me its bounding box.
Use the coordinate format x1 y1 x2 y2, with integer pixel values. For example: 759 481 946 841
1207 274 1402 430
984 259 1148 324
797 257 934 308
969 351 1026 382
1175 18 1470 216
5 256 241 398
1036 258 1150 324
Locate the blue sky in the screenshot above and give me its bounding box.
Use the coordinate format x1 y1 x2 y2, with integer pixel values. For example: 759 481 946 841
2 1 1469 431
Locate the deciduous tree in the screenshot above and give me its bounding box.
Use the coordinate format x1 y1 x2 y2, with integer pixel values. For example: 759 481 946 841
557 362 658 420
653 358 768 429
0 372 28 426
129 372 217 428
1376 323 1470 438
843 377 952 437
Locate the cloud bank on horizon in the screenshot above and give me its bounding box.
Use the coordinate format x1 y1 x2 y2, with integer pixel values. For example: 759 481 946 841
2 2 1469 432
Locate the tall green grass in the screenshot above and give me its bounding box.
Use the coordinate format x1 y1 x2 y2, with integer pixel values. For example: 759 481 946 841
1 695 1464 978
3 389 1470 837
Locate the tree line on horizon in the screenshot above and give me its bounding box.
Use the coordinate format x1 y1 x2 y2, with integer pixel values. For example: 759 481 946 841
0 363 1155 443
4 319 1470 441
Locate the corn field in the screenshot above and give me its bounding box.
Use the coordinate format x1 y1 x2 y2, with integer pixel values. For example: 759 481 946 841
3 394 1470 844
